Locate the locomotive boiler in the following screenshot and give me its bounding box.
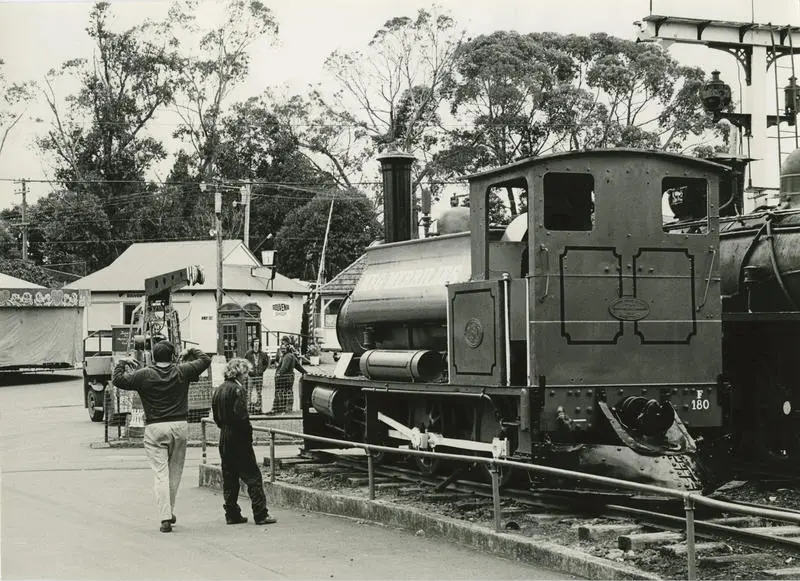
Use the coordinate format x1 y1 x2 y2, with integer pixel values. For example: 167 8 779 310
715 148 800 469
301 149 730 491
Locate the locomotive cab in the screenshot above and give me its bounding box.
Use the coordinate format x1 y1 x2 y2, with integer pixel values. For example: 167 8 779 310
446 149 728 489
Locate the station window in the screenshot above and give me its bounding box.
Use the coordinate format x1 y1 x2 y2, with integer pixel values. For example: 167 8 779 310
662 177 708 234
543 172 595 231
123 303 139 325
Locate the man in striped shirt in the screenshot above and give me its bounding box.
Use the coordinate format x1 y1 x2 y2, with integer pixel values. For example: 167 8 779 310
211 357 277 526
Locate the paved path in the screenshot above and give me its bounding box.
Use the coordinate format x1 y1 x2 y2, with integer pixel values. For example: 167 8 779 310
1 371 576 580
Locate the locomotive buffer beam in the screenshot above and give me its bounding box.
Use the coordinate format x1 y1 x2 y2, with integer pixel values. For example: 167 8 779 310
377 412 510 459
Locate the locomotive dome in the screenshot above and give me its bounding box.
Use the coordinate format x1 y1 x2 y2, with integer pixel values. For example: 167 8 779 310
780 147 800 207
437 206 470 234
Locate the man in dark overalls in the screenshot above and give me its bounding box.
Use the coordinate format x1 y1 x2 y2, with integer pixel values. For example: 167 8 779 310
211 357 277 525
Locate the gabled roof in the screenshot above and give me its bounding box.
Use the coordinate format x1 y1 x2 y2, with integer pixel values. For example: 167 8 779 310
318 254 366 296
64 239 308 295
0 272 44 288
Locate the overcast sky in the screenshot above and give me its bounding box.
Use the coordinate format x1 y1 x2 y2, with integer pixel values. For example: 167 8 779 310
0 0 797 212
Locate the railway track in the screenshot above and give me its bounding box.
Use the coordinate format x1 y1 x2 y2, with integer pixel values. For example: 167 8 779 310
274 451 800 580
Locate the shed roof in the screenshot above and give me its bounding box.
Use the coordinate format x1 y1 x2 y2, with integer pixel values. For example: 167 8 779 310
64 239 309 294
318 255 366 296
0 272 44 288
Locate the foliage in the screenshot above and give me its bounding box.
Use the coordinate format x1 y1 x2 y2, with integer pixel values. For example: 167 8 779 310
264 89 373 191
37 2 183 266
322 7 465 199
0 258 62 288
435 31 721 220
170 0 279 179
274 193 380 280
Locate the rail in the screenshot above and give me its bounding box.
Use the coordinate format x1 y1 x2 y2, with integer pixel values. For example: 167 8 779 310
200 418 800 580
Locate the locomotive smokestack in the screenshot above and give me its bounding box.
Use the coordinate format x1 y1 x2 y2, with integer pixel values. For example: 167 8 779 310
377 151 416 243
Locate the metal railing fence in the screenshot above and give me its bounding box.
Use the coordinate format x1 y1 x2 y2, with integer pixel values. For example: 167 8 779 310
200 419 800 581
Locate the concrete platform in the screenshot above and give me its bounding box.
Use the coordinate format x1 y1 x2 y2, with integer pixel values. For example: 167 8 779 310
199 463 658 581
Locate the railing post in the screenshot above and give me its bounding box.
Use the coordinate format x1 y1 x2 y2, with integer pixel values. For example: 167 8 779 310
104 390 109 444
367 451 375 500
269 430 276 483
201 419 207 465
684 495 697 581
490 462 502 532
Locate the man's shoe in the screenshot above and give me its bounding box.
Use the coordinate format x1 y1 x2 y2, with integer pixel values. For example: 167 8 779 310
255 515 277 525
226 515 248 525
170 514 176 524
160 520 172 533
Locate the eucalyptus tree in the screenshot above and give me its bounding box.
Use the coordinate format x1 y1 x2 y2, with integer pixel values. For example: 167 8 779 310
169 0 279 180
36 1 184 266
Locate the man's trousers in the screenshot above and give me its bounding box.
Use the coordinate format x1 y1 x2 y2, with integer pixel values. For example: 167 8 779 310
218 428 268 520
143 421 188 521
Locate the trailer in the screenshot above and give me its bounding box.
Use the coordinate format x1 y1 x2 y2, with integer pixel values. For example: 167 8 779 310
0 288 90 374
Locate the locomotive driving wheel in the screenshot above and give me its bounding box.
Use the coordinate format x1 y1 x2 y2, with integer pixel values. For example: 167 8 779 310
409 399 446 475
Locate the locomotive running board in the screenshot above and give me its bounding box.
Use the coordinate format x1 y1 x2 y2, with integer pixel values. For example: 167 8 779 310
377 411 510 459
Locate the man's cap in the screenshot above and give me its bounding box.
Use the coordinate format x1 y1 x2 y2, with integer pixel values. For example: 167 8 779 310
152 340 175 363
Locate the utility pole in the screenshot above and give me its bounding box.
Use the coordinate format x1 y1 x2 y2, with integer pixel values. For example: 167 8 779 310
201 181 225 310
15 179 29 261
240 184 251 249
215 189 223 310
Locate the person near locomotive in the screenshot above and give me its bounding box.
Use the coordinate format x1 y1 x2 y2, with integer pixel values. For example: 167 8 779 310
112 341 212 533
271 340 307 414
243 338 269 413
211 357 277 525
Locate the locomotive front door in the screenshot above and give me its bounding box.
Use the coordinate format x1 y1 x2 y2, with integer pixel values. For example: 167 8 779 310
529 160 722 397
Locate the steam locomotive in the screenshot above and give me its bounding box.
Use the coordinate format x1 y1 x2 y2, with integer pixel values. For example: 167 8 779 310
301 148 732 492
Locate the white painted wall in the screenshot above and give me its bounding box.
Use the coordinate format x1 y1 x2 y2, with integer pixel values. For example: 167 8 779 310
84 290 305 354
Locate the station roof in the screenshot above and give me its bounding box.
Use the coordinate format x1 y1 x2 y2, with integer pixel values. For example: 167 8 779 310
64 239 309 295
318 255 366 296
0 272 44 288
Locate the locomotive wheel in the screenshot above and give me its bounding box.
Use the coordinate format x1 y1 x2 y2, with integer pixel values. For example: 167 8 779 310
409 399 445 475
472 400 515 487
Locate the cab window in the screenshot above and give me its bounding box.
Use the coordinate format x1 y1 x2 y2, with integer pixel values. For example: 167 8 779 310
543 172 595 231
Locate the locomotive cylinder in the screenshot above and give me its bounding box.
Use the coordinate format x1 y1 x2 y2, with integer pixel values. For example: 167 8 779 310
311 385 346 420
358 349 444 383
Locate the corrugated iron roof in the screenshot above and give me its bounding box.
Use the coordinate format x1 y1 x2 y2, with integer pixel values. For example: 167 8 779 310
0 272 44 288
318 254 366 296
64 240 309 294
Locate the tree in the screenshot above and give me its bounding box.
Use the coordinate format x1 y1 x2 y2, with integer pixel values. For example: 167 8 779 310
437 32 722 220
274 193 380 280
170 0 279 179
0 60 35 160
28 189 114 275
212 95 337 252
264 90 373 191
322 8 465 199
0 258 62 288
37 2 184 266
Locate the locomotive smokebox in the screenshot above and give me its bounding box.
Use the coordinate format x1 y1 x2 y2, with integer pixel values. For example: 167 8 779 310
378 151 416 243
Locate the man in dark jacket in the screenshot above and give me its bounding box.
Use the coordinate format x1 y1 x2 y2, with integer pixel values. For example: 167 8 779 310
112 341 211 533
211 358 277 526
271 342 307 414
243 339 269 413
